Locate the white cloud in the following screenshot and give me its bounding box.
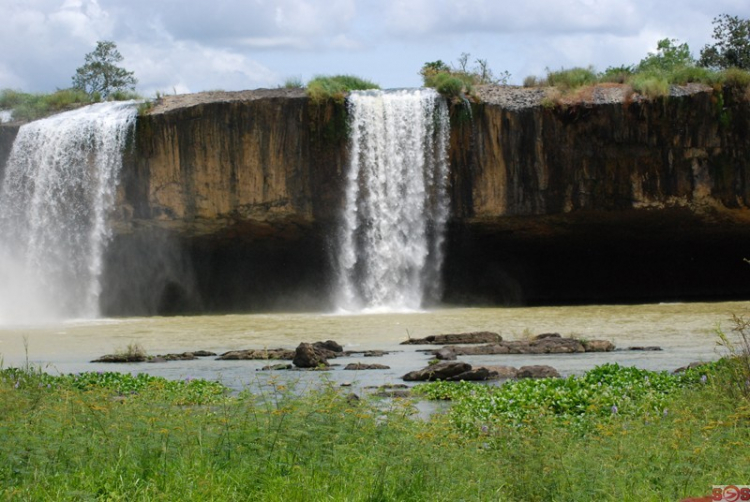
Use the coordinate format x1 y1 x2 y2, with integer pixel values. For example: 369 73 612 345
384 0 643 37
1 0 750 93
125 41 278 95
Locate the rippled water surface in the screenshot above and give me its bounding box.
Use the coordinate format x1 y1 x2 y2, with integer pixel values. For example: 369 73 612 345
0 301 745 391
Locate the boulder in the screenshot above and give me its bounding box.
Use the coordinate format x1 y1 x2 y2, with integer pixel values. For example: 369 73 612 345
673 361 710 373
344 363 390 370
533 333 561 340
402 361 472 382
495 338 583 354
217 348 295 360
313 340 344 353
401 332 502 345
259 363 293 371
522 337 585 354
293 342 329 368
627 346 663 351
477 365 519 379
435 347 457 360
517 365 561 379
449 336 586 355
582 340 616 352
91 353 147 363
375 389 412 398
446 367 499 381
449 344 511 355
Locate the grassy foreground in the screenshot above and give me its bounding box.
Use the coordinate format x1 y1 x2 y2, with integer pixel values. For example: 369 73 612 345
0 362 748 501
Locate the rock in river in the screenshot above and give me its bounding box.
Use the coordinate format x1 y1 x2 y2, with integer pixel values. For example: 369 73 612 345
402 361 472 382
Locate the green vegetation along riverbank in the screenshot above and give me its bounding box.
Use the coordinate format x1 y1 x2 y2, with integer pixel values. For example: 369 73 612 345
0 359 748 501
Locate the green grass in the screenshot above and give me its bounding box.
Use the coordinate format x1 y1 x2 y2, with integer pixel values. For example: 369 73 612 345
545 66 598 90
0 87 140 122
0 360 747 500
281 76 304 89
306 75 379 104
523 65 750 102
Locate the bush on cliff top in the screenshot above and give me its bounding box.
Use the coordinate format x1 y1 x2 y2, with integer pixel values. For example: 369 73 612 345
0 87 141 122
306 74 379 104
420 53 511 100
545 66 598 90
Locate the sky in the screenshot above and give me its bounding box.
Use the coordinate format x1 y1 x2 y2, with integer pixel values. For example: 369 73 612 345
2 0 750 96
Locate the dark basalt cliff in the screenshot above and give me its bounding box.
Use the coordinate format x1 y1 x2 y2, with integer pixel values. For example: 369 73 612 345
445 84 750 306
2 85 750 313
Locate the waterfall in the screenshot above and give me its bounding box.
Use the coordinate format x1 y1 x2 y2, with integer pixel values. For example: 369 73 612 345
335 88 450 312
0 101 137 323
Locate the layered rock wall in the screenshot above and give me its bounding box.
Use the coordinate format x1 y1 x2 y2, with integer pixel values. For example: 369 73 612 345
2 85 749 312
445 85 750 305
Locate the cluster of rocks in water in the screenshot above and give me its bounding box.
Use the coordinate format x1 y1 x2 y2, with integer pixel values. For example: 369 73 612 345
91 340 395 371
400 332 615 382
90 331 657 385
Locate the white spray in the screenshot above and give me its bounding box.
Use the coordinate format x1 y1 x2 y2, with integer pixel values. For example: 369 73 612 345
335 89 450 312
0 101 137 323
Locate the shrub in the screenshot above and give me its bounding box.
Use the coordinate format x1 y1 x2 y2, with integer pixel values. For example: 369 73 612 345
0 87 138 122
523 75 543 87
721 67 750 88
545 66 598 90
306 74 379 103
630 73 670 98
420 53 510 100
0 89 27 109
668 66 720 85
716 315 750 400
599 65 635 83
282 76 304 89
428 72 472 98
107 89 141 101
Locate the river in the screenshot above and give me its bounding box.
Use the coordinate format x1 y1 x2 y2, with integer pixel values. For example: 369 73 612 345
0 301 745 393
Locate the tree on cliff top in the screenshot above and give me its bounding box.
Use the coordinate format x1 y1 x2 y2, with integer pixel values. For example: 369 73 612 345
637 38 694 74
699 14 750 70
72 41 137 99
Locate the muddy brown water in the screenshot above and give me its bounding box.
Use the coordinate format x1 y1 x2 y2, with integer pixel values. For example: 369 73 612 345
0 302 745 393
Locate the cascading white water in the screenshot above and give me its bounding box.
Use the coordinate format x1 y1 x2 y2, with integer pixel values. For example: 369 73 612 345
0 101 137 324
335 88 450 312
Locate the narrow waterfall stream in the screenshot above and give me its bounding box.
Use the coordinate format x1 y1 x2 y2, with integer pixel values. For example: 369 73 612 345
335 89 450 312
0 101 137 323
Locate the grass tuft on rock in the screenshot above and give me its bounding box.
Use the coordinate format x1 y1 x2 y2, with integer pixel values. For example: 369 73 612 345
306 75 379 104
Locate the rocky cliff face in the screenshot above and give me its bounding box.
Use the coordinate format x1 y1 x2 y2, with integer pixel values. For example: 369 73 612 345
444 84 750 305
107 89 349 314
2 85 749 313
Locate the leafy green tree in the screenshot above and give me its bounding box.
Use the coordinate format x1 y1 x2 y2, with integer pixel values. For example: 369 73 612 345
699 14 750 70
637 38 694 73
72 41 137 99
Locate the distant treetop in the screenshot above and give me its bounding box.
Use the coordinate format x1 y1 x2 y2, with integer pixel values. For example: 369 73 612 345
699 14 750 70
72 41 138 99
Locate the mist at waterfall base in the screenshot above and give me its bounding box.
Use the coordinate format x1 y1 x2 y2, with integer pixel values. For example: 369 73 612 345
335 89 450 313
0 102 137 324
